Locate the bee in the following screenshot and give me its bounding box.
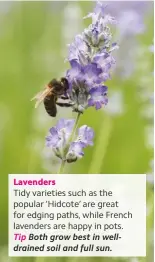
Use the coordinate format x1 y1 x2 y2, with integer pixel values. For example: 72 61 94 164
31 77 73 117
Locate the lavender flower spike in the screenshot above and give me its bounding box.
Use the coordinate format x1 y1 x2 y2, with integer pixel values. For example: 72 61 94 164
65 1 118 113
46 119 94 163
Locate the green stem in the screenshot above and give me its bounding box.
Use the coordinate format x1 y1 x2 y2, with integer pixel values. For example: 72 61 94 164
58 159 66 174
68 112 81 144
57 112 81 174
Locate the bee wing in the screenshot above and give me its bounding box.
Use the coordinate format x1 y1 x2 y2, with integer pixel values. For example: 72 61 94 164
31 87 51 108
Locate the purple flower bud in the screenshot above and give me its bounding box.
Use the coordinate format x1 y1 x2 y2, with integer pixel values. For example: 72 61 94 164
94 1 107 17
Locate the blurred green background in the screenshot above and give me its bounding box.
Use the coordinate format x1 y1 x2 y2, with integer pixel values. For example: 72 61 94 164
0 1 153 262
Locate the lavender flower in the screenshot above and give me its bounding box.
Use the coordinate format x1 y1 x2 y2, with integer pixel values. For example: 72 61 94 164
66 142 85 163
88 85 108 109
46 119 75 158
65 1 118 113
44 2 118 170
67 35 91 65
66 125 94 162
77 125 94 146
46 120 94 162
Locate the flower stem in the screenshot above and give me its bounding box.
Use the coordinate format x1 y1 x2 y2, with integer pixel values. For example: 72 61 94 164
57 112 81 174
58 159 66 174
68 112 81 144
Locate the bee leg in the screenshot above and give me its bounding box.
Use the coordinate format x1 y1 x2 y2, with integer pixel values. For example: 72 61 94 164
56 102 73 107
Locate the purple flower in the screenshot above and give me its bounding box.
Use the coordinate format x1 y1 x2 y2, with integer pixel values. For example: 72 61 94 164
94 1 107 17
67 60 102 87
65 2 117 113
66 142 85 162
66 125 94 163
77 125 94 146
67 35 90 65
46 127 59 148
91 27 100 46
83 63 102 86
83 2 106 22
56 118 75 134
46 118 75 152
88 85 108 110
84 2 116 26
83 24 100 47
83 15 117 50
93 52 116 81
93 52 115 69
46 119 94 163
67 60 83 85
67 61 104 112
65 1 118 113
